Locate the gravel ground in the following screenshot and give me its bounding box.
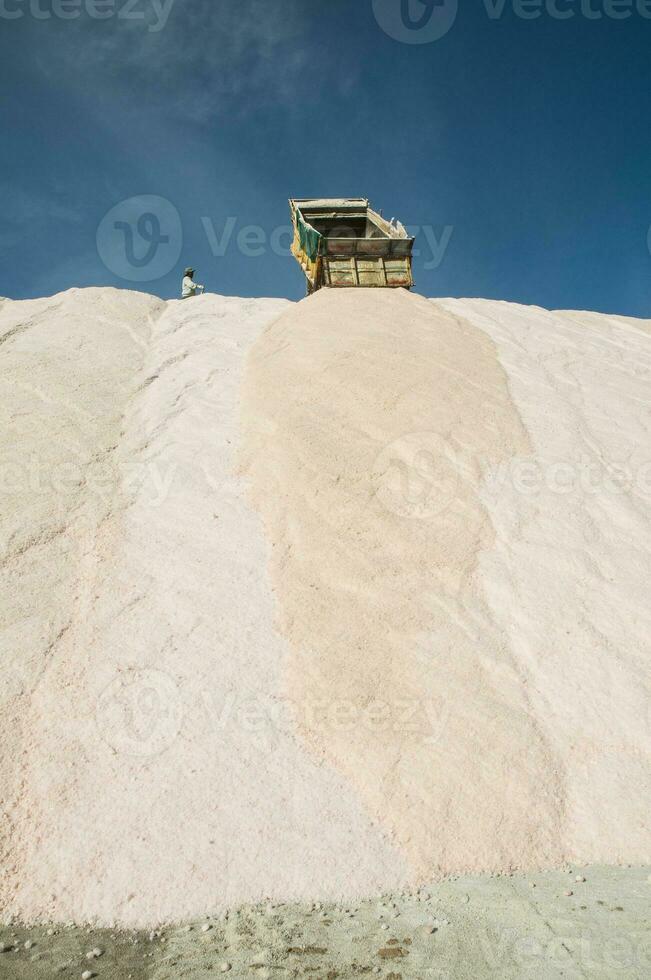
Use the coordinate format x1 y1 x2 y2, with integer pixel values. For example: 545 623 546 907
1 865 648 979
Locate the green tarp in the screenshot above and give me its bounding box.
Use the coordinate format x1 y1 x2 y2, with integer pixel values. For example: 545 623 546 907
296 211 321 261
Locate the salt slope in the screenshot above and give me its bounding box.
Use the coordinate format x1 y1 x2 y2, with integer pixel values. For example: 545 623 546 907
0 288 408 928
438 298 651 864
240 288 651 879
1 287 163 875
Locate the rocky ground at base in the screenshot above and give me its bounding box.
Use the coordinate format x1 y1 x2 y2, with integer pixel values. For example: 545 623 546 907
1 865 649 980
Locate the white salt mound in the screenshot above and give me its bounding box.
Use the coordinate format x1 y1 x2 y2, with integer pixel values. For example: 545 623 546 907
0 286 649 928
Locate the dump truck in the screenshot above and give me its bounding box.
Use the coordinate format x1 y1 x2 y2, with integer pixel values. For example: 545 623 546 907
290 198 415 293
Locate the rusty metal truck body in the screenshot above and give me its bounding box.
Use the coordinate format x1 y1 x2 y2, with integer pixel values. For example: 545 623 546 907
290 198 415 293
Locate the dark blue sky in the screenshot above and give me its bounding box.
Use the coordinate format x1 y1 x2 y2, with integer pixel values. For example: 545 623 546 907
1 0 650 314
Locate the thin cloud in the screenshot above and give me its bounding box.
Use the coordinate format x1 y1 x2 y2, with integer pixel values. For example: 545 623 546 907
0 183 82 254
28 0 315 121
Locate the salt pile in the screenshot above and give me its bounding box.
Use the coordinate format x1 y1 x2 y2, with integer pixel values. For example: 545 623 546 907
1 287 649 927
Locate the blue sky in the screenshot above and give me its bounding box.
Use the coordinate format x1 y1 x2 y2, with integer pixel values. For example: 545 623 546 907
1 0 650 314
